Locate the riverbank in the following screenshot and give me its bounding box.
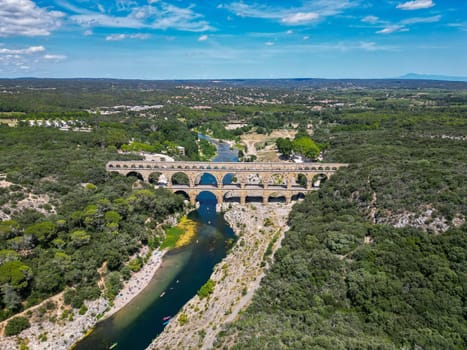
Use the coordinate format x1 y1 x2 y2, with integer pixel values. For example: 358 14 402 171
147 202 293 350
0 247 167 350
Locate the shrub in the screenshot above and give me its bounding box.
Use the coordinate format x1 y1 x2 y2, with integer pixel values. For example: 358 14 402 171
5 316 30 336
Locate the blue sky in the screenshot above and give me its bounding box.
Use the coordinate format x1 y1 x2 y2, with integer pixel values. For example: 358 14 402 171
0 0 466 79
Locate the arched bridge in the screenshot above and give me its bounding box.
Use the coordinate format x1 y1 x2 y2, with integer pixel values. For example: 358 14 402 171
106 161 348 205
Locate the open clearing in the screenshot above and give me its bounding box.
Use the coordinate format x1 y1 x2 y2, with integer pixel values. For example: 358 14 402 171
240 129 297 162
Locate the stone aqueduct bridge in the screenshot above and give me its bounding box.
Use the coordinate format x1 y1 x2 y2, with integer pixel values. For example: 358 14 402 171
106 161 348 205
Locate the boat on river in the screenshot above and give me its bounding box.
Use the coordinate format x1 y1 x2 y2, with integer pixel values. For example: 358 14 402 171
109 342 118 349
162 316 171 321
162 319 171 326
160 291 166 297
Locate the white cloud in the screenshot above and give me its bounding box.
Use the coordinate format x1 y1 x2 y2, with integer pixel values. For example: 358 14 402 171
84 30 93 36
105 33 151 41
377 25 408 34
0 0 65 37
0 44 50 73
225 1 356 26
106 34 126 41
265 41 275 46
0 46 45 54
282 12 319 25
70 2 212 32
362 15 379 24
43 54 67 60
397 0 435 10
402 15 441 24
286 30 294 35
303 35 309 40
358 41 381 51
198 34 209 41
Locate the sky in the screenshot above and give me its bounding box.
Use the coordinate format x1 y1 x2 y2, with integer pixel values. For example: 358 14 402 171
0 0 466 79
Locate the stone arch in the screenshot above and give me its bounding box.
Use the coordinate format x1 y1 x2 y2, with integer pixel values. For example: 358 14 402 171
222 173 240 187
171 172 190 186
268 173 286 188
126 171 144 181
108 164 114 168
196 191 218 205
268 192 287 203
174 190 190 202
312 173 328 188
245 194 264 203
194 172 218 187
223 191 241 203
148 172 167 185
295 173 307 188
291 192 306 201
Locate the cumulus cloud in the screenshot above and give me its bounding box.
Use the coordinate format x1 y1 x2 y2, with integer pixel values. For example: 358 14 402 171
397 0 435 10
377 25 408 34
105 33 151 41
198 34 208 41
265 41 275 46
0 0 65 37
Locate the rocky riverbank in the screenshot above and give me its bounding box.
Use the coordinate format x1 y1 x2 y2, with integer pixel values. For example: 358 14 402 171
147 203 293 350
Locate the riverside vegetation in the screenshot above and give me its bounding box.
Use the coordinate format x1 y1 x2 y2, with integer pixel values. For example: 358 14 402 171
0 79 465 349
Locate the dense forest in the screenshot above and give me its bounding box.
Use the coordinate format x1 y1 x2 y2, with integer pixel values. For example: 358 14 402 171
215 98 466 349
0 126 186 322
0 79 465 348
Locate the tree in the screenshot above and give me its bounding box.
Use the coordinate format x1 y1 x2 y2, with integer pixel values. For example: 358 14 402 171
292 136 320 159
0 261 33 290
69 230 91 247
1 284 21 310
24 221 56 244
276 137 293 158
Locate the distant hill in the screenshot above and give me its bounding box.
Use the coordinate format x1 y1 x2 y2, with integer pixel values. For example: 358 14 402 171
2 77 467 90
399 73 467 82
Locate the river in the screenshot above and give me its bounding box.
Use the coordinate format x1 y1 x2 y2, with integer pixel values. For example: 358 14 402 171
74 135 237 350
